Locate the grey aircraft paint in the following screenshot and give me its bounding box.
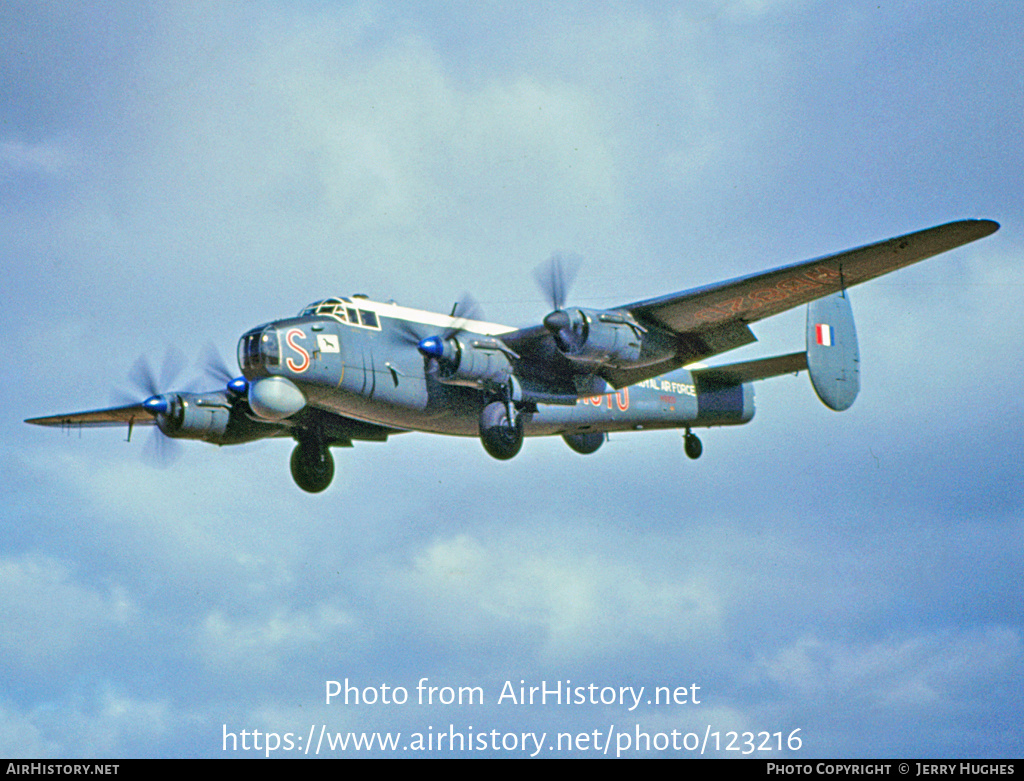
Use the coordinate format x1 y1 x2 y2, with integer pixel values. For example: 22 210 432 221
806 292 860 412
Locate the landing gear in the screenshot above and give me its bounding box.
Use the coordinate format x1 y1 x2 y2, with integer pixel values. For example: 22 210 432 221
563 431 605 455
684 430 703 460
290 440 335 493
479 400 523 460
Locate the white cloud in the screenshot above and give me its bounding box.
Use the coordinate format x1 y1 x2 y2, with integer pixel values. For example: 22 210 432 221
757 627 1023 710
0 699 56 757
0 689 171 758
0 554 135 675
387 531 722 662
197 603 356 675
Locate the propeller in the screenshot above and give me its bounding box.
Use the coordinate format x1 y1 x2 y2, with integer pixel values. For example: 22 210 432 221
111 347 185 410
398 293 484 367
443 293 483 339
535 252 586 351
534 252 581 312
112 347 187 467
140 421 182 467
420 292 484 363
129 348 184 400
201 342 248 395
201 342 233 385
110 344 249 467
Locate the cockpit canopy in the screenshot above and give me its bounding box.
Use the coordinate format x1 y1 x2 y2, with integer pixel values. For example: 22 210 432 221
299 297 346 317
298 297 379 328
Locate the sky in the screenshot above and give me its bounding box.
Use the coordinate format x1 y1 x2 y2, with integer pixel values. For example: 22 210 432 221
2 0 1021 759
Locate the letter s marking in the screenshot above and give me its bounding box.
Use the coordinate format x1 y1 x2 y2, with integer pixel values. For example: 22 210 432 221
286 328 310 373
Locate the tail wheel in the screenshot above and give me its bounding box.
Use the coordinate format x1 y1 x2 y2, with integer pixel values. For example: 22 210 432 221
290 441 335 493
479 401 523 460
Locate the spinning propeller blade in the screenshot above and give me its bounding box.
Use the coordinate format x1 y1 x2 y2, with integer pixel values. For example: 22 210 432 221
126 347 186 401
111 347 186 467
444 293 483 339
400 293 486 368
534 252 581 312
535 252 585 348
201 342 248 395
201 342 234 385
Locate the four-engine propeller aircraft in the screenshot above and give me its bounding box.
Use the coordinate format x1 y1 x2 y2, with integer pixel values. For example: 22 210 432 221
27 219 998 492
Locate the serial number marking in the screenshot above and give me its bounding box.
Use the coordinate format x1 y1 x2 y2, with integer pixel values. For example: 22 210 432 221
577 387 630 411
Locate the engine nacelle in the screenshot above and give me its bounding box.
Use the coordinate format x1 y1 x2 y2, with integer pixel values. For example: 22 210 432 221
420 335 515 390
152 392 232 443
545 307 643 369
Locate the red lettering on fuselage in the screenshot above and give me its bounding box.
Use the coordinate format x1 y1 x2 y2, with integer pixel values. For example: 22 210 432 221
285 328 310 373
579 387 629 411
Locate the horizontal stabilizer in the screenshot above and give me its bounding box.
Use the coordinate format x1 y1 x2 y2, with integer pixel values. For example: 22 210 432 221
692 351 807 385
806 292 859 411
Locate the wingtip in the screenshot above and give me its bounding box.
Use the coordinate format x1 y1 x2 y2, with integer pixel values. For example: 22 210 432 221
946 218 1000 242
963 218 1000 236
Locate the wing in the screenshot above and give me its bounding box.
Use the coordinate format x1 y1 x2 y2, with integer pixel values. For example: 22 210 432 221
623 219 998 332
504 219 998 389
26 398 400 447
26 404 155 428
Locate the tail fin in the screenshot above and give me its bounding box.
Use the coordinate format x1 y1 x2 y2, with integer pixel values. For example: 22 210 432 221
690 290 861 412
806 292 860 411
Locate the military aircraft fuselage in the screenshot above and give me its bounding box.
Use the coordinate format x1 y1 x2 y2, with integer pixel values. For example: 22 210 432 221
237 296 754 440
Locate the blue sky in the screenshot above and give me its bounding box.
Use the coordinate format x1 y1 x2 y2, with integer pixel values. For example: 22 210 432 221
2 1 1021 758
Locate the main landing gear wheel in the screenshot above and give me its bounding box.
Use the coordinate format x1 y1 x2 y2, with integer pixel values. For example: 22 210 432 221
290 441 335 493
563 431 605 455
479 400 523 460
684 430 703 460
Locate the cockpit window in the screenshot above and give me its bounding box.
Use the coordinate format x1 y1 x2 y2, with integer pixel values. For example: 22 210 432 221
238 326 280 375
299 298 346 318
297 297 381 331
260 328 279 365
